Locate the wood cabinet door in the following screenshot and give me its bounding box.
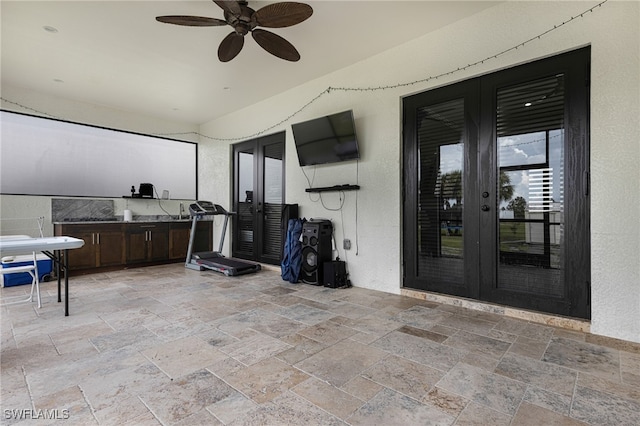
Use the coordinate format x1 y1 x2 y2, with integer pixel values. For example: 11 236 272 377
97 229 125 266
148 225 169 262
65 230 98 270
169 221 213 260
169 223 191 260
126 227 149 263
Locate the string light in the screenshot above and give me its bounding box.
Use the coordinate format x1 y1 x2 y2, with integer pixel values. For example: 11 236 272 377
1 0 608 142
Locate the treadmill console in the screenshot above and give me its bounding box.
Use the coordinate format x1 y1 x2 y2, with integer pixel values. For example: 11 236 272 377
189 201 227 216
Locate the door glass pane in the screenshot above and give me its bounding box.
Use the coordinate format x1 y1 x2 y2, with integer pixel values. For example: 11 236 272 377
262 143 283 257
237 150 254 254
417 98 464 284
496 76 565 297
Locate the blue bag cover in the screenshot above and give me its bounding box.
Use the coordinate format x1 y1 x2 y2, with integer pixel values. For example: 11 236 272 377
281 218 305 283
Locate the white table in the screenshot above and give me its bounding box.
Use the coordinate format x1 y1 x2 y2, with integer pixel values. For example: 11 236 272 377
0 236 85 316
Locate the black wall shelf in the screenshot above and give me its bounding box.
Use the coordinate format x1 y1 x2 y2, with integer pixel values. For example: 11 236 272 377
305 184 360 193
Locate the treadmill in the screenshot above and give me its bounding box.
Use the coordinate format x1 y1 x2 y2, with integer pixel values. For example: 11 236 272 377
185 201 261 276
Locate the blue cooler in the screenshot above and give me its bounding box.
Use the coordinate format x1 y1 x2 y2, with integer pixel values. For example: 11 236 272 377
1 254 53 287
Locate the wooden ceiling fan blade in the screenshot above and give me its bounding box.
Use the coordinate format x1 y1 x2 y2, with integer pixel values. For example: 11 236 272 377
156 15 228 27
218 31 245 62
214 1 241 16
251 28 300 61
254 2 313 28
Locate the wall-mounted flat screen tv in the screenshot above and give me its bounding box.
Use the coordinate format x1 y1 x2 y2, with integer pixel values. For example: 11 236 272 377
291 110 360 166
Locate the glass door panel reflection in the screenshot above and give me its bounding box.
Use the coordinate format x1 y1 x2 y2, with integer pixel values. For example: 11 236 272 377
261 142 283 261
237 150 255 257
417 98 465 286
496 76 565 297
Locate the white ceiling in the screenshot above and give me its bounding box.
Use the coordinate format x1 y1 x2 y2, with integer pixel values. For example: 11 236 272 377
1 1 499 124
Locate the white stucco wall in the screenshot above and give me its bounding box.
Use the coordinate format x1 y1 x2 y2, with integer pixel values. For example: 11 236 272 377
1 2 638 343
198 1 640 343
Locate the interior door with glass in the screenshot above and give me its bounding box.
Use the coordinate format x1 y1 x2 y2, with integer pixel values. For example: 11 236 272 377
232 132 285 265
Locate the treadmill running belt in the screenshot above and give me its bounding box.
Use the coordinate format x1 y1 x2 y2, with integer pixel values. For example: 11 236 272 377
197 257 255 270
196 256 261 276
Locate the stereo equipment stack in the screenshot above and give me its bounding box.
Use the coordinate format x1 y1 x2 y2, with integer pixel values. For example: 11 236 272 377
300 219 333 285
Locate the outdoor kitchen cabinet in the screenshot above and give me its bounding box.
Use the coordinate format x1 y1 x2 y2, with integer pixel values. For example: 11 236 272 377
55 221 213 272
54 223 125 270
168 221 213 260
125 223 169 264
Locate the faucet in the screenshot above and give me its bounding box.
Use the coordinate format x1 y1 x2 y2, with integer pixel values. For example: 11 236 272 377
179 203 185 220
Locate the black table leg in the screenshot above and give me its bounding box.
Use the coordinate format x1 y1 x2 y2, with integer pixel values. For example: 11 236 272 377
64 249 69 316
56 249 62 303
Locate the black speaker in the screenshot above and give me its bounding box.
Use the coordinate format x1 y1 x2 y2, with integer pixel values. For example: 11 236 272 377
323 261 346 288
301 220 333 285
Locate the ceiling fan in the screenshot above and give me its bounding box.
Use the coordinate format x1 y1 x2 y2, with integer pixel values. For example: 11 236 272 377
156 1 313 62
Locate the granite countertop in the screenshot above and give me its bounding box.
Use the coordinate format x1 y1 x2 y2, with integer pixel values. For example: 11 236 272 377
53 216 195 225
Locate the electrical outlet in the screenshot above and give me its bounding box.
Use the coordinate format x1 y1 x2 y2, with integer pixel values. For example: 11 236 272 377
343 239 351 250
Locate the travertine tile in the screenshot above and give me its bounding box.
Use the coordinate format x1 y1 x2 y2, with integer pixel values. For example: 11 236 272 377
218 331 290 366
455 401 512 426
543 336 621 381
141 335 227 379
437 362 527 415
397 324 448 343
394 304 453 329
89 326 163 352
291 377 363 420
523 386 573 416
2 264 638 426
507 335 549 359
297 319 358 345
443 330 511 359
224 357 309 403
571 385 640 424
340 375 384 402
495 353 577 396
437 313 497 336
372 330 467 371
576 371 640 402
513 402 587 425
206 390 257 424
138 369 235 424
422 386 469 417
361 354 443 400
274 303 336 325
296 339 387 387
276 334 327 364
228 391 345 425
620 350 640 387
347 387 455 425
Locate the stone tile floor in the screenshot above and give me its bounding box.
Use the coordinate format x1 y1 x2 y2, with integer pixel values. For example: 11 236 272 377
1 264 639 425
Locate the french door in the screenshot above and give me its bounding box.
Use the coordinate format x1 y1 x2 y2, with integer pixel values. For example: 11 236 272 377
403 47 590 319
232 132 285 265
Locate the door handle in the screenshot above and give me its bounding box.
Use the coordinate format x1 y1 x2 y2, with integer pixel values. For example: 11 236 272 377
481 205 490 212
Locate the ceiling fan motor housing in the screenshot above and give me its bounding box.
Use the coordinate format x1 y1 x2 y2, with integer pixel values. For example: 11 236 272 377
225 5 257 35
